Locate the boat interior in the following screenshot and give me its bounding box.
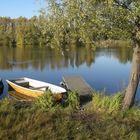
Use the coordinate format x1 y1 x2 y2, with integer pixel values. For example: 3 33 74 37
10 78 49 91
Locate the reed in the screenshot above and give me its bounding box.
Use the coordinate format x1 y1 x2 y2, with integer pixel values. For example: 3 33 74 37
92 92 124 113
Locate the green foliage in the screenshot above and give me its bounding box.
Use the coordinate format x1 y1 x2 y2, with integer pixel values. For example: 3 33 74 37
35 91 56 111
1 0 139 48
92 92 124 113
39 0 136 47
2 2 140 47
67 91 80 109
35 91 80 111
0 98 14 112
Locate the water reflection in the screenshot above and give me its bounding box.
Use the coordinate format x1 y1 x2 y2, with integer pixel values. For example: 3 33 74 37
96 47 133 64
0 46 132 70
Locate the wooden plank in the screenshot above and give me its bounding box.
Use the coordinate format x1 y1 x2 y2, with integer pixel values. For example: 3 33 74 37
63 76 94 96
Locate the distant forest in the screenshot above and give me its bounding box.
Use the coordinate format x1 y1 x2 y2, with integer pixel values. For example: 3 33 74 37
0 16 47 47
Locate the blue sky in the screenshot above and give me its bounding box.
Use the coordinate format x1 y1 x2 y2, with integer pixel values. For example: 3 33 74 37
0 0 45 18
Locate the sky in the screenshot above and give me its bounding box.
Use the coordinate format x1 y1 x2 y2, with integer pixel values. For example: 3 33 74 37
0 0 45 18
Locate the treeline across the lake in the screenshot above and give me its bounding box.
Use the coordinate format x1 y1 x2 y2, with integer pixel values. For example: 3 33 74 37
0 0 135 48
0 16 45 47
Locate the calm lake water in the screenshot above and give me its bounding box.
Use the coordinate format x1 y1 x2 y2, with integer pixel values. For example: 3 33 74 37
0 45 140 101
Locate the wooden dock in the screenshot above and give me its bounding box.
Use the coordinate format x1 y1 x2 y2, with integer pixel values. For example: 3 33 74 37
62 76 94 105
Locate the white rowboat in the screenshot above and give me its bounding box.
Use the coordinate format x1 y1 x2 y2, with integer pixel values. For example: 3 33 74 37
6 77 66 100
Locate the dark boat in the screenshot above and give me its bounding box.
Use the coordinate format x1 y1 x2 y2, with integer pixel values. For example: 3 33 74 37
0 79 4 94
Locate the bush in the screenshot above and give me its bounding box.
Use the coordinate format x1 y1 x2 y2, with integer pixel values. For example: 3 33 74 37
67 91 80 110
35 91 56 111
35 91 80 111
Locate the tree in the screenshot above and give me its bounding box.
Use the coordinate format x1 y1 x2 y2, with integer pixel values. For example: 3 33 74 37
112 0 140 109
123 46 140 109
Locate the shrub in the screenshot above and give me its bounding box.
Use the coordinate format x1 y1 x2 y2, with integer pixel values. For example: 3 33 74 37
35 91 56 111
67 91 80 110
35 91 80 111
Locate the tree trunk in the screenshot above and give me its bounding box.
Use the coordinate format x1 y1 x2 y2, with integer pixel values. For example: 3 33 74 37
123 46 140 109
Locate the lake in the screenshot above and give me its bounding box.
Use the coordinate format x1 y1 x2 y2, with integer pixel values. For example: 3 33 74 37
0 45 140 101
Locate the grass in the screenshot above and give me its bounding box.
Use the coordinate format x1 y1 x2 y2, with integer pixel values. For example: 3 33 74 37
92 92 124 113
0 91 140 139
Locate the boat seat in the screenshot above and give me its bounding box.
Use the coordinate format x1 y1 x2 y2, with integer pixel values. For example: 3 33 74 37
30 86 49 91
15 80 29 88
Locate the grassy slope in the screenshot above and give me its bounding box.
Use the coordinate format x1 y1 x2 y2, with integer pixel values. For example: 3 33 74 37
0 92 140 140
